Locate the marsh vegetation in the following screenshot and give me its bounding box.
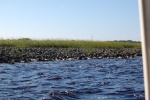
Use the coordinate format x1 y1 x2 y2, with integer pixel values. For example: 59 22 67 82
0 39 141 48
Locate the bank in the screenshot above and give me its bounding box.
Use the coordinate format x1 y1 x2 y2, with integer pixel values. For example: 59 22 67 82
0 47 142 64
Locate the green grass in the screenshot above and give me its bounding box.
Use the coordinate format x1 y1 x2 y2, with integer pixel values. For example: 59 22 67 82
0 39 141 48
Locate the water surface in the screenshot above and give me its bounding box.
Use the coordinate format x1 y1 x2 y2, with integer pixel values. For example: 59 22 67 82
0 57 144 100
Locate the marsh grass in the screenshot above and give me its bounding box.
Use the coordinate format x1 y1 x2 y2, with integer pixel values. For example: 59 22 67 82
0 39 141 48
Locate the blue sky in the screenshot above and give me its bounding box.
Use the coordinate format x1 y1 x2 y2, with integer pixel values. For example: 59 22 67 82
0 0 140 41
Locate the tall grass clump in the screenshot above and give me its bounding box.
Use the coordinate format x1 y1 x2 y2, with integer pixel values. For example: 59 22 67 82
0 39 141 48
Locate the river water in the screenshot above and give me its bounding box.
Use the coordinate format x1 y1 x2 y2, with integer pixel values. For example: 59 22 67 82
0 57 144 100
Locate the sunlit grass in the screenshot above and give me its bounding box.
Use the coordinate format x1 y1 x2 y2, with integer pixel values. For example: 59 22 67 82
0 39 141 48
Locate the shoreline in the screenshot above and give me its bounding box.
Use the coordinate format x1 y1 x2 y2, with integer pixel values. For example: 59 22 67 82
0 47 142 64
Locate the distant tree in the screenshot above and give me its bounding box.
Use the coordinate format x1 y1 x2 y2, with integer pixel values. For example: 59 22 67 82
18 38 31 40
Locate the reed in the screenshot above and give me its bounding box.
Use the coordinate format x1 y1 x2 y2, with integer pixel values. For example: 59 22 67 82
0 39 141 48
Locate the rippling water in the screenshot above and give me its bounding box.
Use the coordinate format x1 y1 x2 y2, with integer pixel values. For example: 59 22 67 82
0 57 144 100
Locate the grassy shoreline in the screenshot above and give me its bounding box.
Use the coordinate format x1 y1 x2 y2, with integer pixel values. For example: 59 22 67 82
0 39 141 48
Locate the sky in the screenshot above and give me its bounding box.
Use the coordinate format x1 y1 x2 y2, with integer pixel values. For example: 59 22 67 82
0 0 141 41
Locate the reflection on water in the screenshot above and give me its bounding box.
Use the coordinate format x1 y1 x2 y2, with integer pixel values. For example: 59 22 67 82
0 57 144 100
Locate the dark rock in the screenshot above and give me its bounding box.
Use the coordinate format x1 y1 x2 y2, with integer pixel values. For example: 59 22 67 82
0 47 142 63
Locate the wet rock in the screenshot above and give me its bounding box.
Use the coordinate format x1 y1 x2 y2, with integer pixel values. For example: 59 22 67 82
0 47 142 63
49 90 80 99
49 92 60 96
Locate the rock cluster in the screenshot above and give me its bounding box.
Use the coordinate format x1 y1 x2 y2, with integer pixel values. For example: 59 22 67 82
0 47 142 64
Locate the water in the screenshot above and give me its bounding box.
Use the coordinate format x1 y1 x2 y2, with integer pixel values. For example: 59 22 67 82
0 57 144 100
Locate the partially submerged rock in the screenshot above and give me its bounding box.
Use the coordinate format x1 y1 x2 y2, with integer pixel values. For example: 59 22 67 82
0 47 142 63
